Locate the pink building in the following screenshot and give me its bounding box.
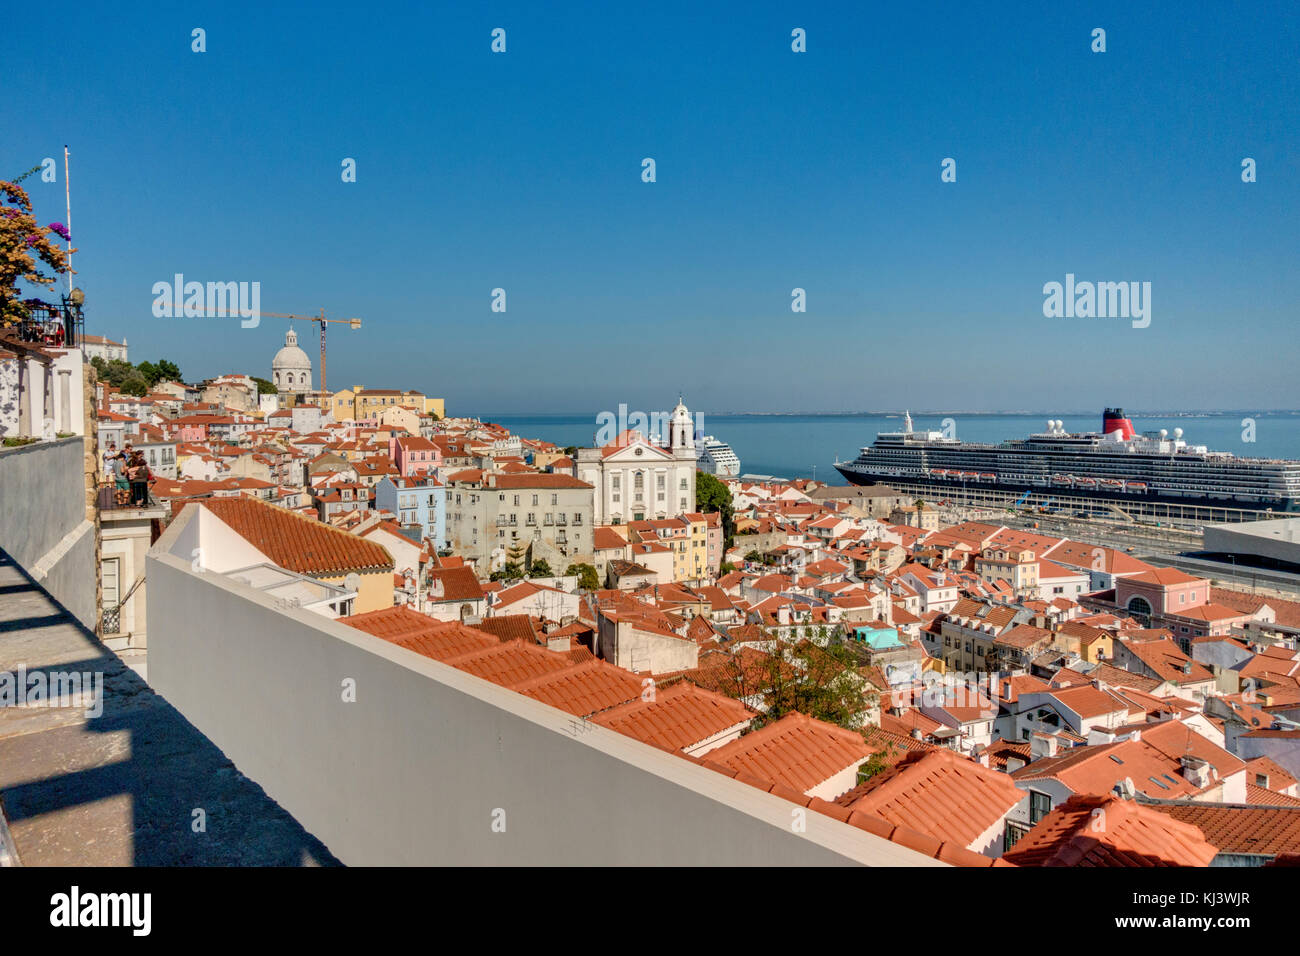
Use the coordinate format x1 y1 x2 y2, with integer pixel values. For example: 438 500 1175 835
1116 568 1252 644
388 435 442 477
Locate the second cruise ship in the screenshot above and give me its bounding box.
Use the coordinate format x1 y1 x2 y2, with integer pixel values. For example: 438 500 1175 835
834 410 1300 514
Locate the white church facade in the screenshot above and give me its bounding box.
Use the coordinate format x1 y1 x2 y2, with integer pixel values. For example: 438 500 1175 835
576 399 698 525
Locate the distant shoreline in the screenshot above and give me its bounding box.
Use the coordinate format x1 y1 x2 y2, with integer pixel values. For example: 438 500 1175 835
481 410 1300 420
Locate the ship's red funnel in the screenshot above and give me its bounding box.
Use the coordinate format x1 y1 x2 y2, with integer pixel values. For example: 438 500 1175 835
1103 408 1135 440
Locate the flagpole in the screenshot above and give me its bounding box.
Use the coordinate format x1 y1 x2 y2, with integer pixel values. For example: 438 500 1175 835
63 146 72 293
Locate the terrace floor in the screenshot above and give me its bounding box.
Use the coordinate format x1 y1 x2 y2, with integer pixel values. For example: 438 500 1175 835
0 549 339 866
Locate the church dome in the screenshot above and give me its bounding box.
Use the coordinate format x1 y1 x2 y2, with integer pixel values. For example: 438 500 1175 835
272 328 312 392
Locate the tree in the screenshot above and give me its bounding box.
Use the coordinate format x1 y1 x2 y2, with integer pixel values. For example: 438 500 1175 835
528 558 553 578
251 376 278 396
0 179 72 325
700 633 875 733
136 361 160 386
490 562 524 583
696 471 736 548
91 357 135 387
744 639 875 731
718 561 736 575
566 562 600 591
155 359 181 382
119 372 149 397
744 550 763 564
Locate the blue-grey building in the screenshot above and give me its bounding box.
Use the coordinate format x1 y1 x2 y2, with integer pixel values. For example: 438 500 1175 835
375 474 446 548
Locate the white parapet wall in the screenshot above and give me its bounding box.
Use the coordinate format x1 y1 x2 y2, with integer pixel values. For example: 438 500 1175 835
0 437 96 629
146 504 941 867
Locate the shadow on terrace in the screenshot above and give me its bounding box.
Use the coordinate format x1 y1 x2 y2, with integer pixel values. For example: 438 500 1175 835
0 548 339 866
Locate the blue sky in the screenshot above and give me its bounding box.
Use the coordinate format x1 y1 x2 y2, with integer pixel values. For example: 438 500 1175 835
8 1 1299 415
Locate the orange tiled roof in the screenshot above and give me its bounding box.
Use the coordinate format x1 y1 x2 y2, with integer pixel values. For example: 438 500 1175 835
443 640 574 688
427 566 485 602
472 614 541 644
1004 795 1217 867
513 660 642 717
591 682 756 753
705 712 874 796
342 607 499 660
196 496 393 575
835 749 1023 849
1153 801 1300 857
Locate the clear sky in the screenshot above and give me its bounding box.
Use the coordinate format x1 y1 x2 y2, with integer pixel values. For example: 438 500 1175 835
8 1 1298 414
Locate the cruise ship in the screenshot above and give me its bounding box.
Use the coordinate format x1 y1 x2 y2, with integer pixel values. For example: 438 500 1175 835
834 410 1300 514
696 434 741 478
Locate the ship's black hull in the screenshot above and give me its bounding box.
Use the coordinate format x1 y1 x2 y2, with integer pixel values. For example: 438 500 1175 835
834 465 1297 514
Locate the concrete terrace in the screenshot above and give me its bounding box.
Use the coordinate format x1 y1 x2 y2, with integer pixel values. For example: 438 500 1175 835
0 548 338 866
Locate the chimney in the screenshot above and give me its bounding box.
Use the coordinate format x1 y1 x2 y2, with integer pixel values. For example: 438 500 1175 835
1002 679 1012 700
485 472 496 488
974 747 990 769
910 727 923 740
1181 755 1211 789
1030 730 1059 760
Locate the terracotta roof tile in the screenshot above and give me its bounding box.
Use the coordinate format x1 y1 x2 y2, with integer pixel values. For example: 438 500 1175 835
196 496 393 575
342 607 499 660
591 682 756 753
706 712 875 796
514 660 643 717
835 749 1022 850
1005 795 1217 866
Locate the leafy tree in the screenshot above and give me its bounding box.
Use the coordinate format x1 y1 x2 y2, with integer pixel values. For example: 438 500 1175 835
92 357 135 387
563 446 578 457
155 359 181 382
136 361 159 386
718 561 736 575
0 179 72 325
251 376 278 396
695 471 736 548
769 640 875 730
718 638 874 732
566 562 600 591
490 562 524 583
744 550 763 564
528 558 553 578
119 372 149 397
857 746 898 784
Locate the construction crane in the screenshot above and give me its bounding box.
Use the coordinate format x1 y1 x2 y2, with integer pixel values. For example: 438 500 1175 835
177 306 361 393
258 309 361 394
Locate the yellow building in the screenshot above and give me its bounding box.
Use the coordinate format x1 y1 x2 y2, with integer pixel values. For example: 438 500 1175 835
329 386 443 423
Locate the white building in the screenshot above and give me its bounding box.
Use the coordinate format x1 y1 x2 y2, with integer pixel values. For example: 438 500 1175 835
577 399 698 525
80 334 128 363
272 327 313 398
0 343 87 440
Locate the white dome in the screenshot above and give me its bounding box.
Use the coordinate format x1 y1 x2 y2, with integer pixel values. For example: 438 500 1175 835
272 328 312 391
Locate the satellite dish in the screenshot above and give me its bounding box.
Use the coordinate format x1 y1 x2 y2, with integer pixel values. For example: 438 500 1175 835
344 573 361 592
1119 777 1136 799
